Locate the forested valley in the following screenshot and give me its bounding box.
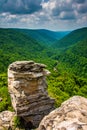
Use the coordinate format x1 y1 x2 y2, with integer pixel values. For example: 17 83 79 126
0 27 87 111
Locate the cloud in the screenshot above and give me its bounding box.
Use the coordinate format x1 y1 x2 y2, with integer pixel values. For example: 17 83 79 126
77 4 87 13
74 0 85 3
51 1 73 17
59 11 76 20
42 0 87 18
42 0 74 19
0 0 87 30
0 0 42 14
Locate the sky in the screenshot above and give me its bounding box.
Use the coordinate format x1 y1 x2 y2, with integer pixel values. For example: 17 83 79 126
0 0 87 31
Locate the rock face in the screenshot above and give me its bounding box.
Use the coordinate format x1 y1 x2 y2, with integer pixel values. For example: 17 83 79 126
8 61 55 128
0 111 15 130
38 96 87 130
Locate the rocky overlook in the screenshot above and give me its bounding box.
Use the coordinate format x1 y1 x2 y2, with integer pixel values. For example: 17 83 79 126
38 96 87 130
8 61 55 128
0 61 87 130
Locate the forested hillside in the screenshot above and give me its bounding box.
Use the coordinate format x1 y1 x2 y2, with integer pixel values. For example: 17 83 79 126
16 29 69 46
0 27 87 112
57 39 87 77
0 28 57 73
53 27 87 49
48 28 87 106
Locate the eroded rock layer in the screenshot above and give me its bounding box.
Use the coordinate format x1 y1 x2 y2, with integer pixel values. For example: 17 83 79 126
38 96 87 130
8 61 55 128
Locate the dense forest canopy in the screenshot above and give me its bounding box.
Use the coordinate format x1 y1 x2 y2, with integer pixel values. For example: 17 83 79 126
0 27 87 111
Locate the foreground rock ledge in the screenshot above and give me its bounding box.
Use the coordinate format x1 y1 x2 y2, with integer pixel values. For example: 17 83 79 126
38 96 87 130
8 61 55 128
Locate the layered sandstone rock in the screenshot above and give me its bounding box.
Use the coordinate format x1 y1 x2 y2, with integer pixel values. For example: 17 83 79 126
8 61 55 128
38 96 87 130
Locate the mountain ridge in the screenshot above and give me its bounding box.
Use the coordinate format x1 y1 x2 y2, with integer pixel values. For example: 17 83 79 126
53 27 87 49
0 28 48 72
15 28 70 46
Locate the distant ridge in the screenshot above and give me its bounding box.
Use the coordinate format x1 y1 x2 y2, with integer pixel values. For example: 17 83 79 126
53 27 87 49
16 28 70 46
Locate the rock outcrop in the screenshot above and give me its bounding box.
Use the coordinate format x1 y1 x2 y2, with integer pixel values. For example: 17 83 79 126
38 96 87 130
0 111 15 130
8 61 55 128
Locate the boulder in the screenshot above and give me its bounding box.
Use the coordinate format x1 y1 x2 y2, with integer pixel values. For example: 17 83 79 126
38 96 87 130
0 111 15 130
8 61 55 128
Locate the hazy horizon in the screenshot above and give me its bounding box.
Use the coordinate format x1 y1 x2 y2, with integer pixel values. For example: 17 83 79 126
1 26 87 32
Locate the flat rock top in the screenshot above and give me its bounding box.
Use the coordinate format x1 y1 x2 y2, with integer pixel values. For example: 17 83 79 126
8 61 46 73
